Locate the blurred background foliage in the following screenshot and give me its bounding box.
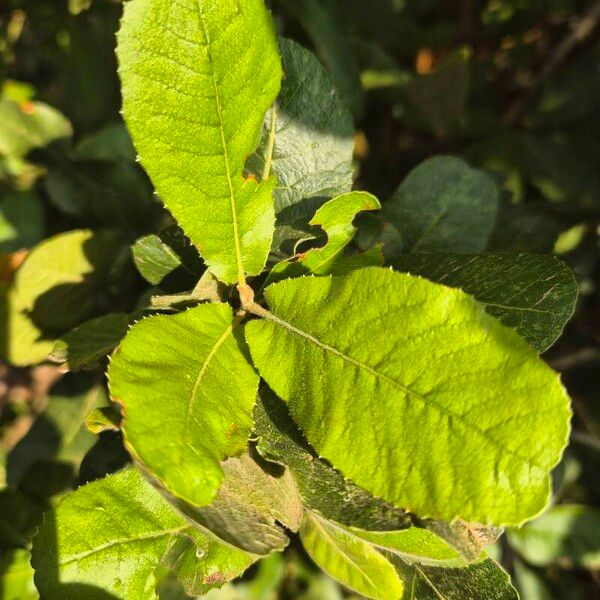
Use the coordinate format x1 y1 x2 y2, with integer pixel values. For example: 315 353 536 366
0 0 599 598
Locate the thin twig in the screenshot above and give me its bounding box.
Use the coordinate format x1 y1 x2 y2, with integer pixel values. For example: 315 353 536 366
571 430 600 452
503 0 600 124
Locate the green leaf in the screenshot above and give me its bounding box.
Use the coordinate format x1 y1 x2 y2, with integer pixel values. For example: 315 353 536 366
396 558 519 600
384 157 498 254
31 467 255 600
117 0 282 284
246 38 355 258
277 1 363 115
391 254 578 352
0 98 72 159
347 526 466 567
75 122 136 163
0 488 43 547
50 313 130 371
13 229 124 331
108 303 259 506
132 234 183 285
172 451 302 554
254 389 409 532
507 504 600 568
299 511 404 600
246 268 571 526
0 190 44 253
268 192 383 284
0 549 38 600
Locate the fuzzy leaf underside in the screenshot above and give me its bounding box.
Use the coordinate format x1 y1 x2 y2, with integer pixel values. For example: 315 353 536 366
118 0 282 283
108 304 259 506
392 253 578 352
246 267 571 526
31 467 255 600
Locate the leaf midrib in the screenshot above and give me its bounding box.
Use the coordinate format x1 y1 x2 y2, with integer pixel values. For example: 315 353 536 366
195 0 245 284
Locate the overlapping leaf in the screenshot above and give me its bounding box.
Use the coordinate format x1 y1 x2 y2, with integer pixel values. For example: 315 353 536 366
392 253 578 351
31 467 256 599
246 267 571 526
108 304 259 506
118 0 282 283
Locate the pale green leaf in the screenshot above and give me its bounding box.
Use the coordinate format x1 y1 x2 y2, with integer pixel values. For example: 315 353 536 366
108 304 259 506
31 467 255 600
0 98 72 159
268 192 382 284
254 389 409 532
384 157 498 254
299 511 404 600
85 406 122 434
50 313 130 371
117 0 282 284
13 229 124 331
0 549 38 600
507 504 600 568
246 268 571 526
396 558 519 600
0 190 44 253
392 254 578 352
171 452 302 554
132 235 183 285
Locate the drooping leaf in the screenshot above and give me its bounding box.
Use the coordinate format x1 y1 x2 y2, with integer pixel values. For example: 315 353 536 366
13 229 124 331
50 313 130 371
108 304 259 506
31 467 256 600
254 389 409 532
117 0 282 284
246 38 356 260
299 511 404 600
383 157 498 255
394 557 519 600
173 451 302 554
246 267 571 526
0 98 72 159
392 253 578 352
132 234 183 285
268 192 383 283
507 504 600 568
0 190 44 253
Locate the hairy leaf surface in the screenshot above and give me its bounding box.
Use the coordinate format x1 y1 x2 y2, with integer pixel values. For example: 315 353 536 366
108 304 259 506
246 268 571 525
118 0 282 283
31 467 255 599
392 253 578 352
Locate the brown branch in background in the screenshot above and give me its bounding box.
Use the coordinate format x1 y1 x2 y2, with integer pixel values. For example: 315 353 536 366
503 0 600 125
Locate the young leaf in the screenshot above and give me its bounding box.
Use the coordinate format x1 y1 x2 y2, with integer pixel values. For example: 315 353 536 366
117 0 282 284
395 558 519 600
254 389 409 532
384 157 498 254
132 234 183 285
299 511 404 600
31 467 256 600
108 304 259 507
246 268 571 526
392 253 578 352
267 191 382 284
173 452 302 554
50 313 130 371
507 504 600 568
